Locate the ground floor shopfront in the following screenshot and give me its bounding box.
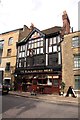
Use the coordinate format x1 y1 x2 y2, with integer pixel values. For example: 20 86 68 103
14 71 62 94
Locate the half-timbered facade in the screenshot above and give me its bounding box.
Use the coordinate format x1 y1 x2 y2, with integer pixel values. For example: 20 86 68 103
15 26 62 94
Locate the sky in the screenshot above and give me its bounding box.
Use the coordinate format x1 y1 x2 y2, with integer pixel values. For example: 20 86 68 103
0 0 80 34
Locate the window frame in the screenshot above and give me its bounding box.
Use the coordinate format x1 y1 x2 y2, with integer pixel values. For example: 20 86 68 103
7 49 11 57
8 37 13 46
74 55 80 68
27 37 44 56
72 36 80 47
5 62 10 71
75 76 80 89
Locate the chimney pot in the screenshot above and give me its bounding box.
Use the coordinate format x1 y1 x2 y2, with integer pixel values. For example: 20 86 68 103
62 10 70 35
30 23 34 31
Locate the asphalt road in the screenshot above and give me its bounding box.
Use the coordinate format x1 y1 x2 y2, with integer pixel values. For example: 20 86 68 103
2 94 79 119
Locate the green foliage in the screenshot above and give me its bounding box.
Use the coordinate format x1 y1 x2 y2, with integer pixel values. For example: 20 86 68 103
61 82 65 90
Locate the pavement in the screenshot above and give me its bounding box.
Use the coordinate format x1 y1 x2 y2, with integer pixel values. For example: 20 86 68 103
9 91 80 106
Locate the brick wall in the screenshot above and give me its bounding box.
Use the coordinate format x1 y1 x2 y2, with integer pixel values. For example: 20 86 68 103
61 31 80 92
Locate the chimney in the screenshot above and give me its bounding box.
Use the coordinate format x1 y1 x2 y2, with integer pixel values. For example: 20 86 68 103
30 23 34 31
62 10 70 35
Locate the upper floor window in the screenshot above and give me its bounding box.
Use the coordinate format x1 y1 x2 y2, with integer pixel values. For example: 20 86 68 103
0 57 1 64
74 55 80 68
5 62 10 71
49 37 58 53
57 36 61 43
27 37 44 56
53 37 57 44
72 36 80 47
0 40 4 49
53 45 57 52
18 45 25 58
28 38 43 49
58 52 61 64
75 76 80 89
7 49 11 57
8 37 13 45
49 37 57 46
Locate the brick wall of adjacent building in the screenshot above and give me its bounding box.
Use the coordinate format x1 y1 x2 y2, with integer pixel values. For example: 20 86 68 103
0 25 30 85
0 30 19 68
61 31 80 92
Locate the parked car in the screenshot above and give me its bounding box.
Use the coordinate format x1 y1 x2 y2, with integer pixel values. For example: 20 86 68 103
2 84 9 95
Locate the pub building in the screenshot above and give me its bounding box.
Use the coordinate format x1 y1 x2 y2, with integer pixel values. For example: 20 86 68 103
15 11 71 94
15 25 63 94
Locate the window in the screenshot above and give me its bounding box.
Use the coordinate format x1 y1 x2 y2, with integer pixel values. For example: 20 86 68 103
53 37 56 44
0 58 1 64
40 41 43 47
7 49 11 57
16 60 18 68
49 46 52 53
22 52 25 57
18 45 25 58
19 52 22 58
27 50 29 56
0 50 3 57
33 80 37 85
0 41 4 63
0 40 4 49
5 62 10 71
38 79 42 84
74 55 80 68
24 61 26 67
72 36 80 47
58 52 61 64
37 48 39 54
37 42 40 47
49 38 52 46
75 76 80 89
8 37 13 45
34 49 36 55
53 45 57 52
58 46 60 51
38 79 47 84
57 36 60 43
53 80 58 87
19 59 21 67
49 37 58 53
20 46 23 51
23 45 25 51
27 37 44 55
40 48 43 53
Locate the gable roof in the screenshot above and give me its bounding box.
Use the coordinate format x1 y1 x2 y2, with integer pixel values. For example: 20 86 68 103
17 26 62 46
25 27 45 41
17 27 45 45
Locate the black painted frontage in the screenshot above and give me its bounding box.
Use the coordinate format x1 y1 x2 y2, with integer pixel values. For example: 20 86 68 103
15 27 62 94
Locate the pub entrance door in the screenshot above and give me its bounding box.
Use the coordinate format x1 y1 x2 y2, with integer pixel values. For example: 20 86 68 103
52 79 60 94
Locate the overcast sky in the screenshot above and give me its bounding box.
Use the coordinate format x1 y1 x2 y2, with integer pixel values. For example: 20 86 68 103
0 0 79 34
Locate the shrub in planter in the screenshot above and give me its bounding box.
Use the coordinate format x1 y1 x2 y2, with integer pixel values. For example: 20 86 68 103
59 82 65 95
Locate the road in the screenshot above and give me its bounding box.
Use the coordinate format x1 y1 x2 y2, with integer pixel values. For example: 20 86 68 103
2 94 78 118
